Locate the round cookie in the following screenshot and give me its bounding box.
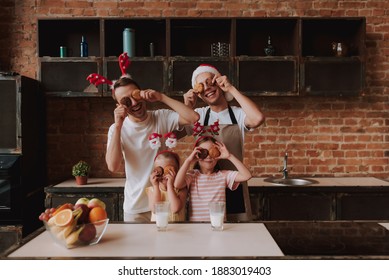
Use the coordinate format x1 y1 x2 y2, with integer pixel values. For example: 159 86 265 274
208 146 221 158
193 83 204 95
163 165 176 175
197 148 209 159
154 166 164 177
131 89 142 101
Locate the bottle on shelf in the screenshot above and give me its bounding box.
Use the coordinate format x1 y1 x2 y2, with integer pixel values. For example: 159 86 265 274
264 35 275 56
149 42 154 57
80 36 88 57
123 28 135 57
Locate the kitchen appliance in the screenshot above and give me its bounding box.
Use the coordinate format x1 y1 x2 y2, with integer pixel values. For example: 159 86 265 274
0 73 46 236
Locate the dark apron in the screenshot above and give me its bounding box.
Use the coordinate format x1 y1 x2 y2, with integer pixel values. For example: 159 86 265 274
203 106 252 222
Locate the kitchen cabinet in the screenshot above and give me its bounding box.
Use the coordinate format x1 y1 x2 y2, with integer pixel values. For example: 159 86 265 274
37 17 365 97
0 225 22 256
46 177 389 222
44 178 125 221
249 177 389 221
300 18 366 96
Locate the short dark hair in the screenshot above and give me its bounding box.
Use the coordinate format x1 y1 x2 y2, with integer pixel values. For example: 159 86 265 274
112 76 141 100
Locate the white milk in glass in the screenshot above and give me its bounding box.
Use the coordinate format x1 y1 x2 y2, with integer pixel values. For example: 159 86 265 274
156 212 169 230
210 213 224 230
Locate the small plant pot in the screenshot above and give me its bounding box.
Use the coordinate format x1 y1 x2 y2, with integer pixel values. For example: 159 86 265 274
75 176 88 185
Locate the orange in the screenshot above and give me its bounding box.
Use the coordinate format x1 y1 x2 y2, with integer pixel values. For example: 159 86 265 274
89 207 107 224
54 209 74 227
52 203 73 216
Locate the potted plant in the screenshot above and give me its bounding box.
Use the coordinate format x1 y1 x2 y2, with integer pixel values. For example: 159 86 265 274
72 160 90 185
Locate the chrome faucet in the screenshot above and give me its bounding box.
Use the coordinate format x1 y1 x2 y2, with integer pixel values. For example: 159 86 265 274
282 152 288 179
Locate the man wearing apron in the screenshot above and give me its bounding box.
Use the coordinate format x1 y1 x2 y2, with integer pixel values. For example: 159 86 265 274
183 64 265 221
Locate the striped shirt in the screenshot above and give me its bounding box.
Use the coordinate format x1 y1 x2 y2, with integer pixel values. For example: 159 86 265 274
185 169 239 221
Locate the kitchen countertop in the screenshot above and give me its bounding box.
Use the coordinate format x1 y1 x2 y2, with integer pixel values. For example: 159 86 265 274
5 221 389 259
48 177 389 190
249 177 389 187
5 223 283 259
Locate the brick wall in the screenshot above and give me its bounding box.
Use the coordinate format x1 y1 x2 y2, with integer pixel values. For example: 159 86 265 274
1 0 388 184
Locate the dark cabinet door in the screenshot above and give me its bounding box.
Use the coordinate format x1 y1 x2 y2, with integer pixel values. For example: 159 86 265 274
265 193 334 220
338 193 389 220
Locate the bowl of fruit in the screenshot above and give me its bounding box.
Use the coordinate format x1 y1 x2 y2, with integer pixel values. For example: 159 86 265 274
39 198 109 249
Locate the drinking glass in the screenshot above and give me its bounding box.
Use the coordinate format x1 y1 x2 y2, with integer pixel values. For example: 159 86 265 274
155 201 170 231
209 201 225 231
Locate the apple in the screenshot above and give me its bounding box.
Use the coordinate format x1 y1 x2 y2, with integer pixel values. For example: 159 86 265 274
73 204 90 224
87 198 106 210
75 197 90 206
78 223 97 243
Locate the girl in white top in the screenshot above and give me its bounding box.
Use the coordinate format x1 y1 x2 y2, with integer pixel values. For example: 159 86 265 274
175 136 252 221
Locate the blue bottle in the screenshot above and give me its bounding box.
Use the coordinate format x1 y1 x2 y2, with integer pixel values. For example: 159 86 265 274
123 28 135 57
80 36 88 57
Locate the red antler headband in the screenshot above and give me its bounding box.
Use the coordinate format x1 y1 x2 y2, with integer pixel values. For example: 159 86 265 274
86 52 132 89
86 73 113 87
119 52 131 76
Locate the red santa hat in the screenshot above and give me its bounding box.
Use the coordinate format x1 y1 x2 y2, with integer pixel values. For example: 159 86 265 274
191 64 233 101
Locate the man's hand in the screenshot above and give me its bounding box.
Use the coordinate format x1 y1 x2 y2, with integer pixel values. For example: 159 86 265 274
141 89 163 102
183 89 198 108
213 74 233 92
114 104 128 127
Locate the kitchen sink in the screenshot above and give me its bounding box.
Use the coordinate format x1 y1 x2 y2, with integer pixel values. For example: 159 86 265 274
264 177 318 186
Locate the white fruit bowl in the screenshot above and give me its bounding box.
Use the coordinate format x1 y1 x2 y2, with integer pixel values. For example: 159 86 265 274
44 219 109 249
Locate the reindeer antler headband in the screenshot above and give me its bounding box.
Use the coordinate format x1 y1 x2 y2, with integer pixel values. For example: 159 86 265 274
86 52 132 89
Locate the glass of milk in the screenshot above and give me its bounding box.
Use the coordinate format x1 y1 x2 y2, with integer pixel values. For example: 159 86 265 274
209 201 225 231
155 201 170 231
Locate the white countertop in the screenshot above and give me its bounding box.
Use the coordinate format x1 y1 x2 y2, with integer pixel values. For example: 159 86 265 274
53 177 389 188
8 223 283 258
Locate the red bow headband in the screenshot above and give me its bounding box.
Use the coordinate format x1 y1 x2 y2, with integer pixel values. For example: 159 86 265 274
192 120 220 137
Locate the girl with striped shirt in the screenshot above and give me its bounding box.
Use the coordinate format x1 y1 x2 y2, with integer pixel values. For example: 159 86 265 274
175 136 252 221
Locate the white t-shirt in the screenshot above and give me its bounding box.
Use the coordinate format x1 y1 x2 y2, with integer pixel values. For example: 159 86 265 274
107 109 180 215
194 106 248 141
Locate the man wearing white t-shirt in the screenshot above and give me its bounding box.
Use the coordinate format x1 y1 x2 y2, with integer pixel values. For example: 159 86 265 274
106 76 199 222
183 64 265 221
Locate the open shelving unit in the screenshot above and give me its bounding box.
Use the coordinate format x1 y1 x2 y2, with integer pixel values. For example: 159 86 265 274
37 17 366 97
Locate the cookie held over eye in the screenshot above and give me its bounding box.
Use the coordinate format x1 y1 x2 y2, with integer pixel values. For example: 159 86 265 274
193 83 204 95
197 148 209 160
208 146 221 158
131 89 142 101
154 166 164 177
164 165 176 175
120 96 132 107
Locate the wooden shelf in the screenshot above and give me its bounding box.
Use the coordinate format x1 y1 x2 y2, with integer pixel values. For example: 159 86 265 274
38 17 366 97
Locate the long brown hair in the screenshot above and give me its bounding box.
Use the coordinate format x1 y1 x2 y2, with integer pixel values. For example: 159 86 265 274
193 136 220 172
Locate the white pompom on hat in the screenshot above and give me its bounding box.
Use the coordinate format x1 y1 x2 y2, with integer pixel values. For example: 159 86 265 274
191 64 234 101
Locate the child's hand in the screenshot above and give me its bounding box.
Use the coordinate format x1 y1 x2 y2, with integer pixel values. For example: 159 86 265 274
187 147 202 163
149 170 161 187
215 141 230 159
164 168 176 189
